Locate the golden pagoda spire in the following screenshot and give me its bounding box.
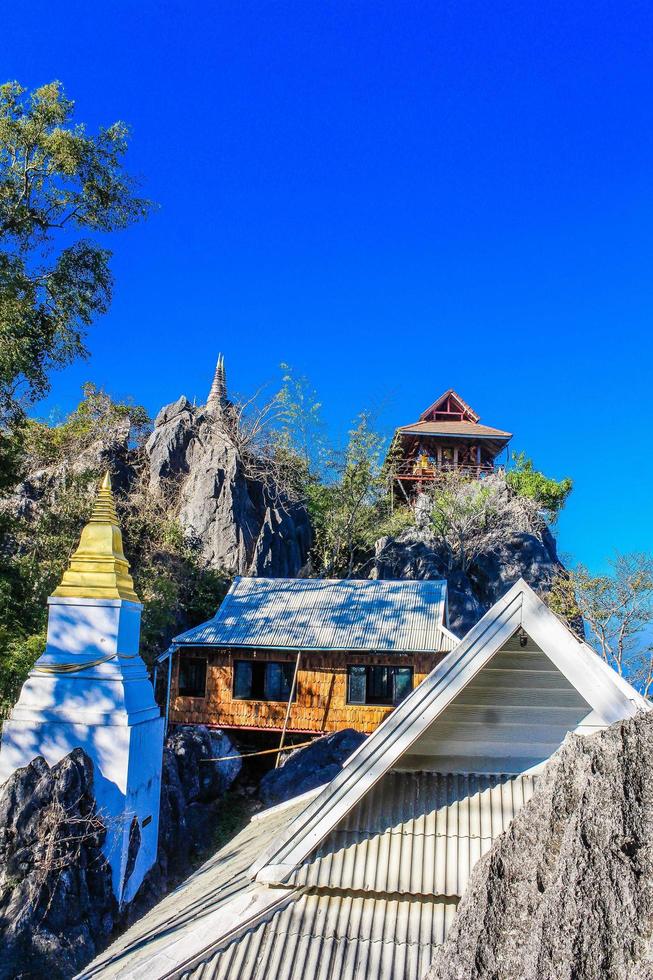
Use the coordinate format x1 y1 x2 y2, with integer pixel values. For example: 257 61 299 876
52 472 140 602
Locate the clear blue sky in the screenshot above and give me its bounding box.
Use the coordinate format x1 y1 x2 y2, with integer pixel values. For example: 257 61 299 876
4 1 653 570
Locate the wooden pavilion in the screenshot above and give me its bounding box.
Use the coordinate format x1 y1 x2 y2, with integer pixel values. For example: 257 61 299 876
389 389 512 497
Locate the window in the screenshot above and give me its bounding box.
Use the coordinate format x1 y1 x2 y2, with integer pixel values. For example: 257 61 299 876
233 659 296 701
347 665 413 706
178 656 207 698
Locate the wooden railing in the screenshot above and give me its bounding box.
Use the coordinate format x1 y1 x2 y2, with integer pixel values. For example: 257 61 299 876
394 461 496 481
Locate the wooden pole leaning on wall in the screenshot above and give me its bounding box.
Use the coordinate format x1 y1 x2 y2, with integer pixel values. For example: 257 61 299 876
276 651 302 768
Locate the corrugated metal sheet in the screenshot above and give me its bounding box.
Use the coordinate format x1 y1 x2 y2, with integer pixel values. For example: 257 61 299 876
175 577 451 653
80 798 308 979
83 771 535 980
287 770 537 896
183 892 458 980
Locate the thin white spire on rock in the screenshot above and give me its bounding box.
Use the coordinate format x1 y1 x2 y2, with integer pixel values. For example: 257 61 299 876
207 353 228 410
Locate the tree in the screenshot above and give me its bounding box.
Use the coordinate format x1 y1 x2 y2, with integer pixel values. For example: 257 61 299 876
549 553 653 696
309 412 389 577
0 80 151 426
274 363 326 477
506 452 572 521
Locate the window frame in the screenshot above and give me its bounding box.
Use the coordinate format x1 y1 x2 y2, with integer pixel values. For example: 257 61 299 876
232 656 298 703
178 654 208 699
346 663 413 707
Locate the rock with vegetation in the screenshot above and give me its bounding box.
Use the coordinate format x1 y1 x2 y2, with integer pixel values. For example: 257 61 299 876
428 711 653 980
146 396 311 577
259 728 367 806
372 473 566 634
0 731 244 976
0 748 115 980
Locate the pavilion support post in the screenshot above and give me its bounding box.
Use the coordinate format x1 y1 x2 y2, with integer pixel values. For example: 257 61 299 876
164 646 176 736
276 651 302 767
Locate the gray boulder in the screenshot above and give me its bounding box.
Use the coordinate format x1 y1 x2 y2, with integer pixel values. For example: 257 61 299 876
428 711 653 980
145 396 196 484
165 725 241 804
259 728 367 806
372 485 564 635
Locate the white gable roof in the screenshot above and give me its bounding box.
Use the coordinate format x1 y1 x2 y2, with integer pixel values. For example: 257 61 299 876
252 578 650 883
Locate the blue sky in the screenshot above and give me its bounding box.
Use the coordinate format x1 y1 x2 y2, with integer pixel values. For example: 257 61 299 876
4 1 653 570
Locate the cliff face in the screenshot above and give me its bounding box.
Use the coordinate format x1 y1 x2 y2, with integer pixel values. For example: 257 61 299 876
145 397 311 578
428 711 653 980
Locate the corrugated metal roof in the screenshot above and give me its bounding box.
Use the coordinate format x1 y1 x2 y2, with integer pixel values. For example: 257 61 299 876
398 420 512 439
287 770 537 895
80 797 309 980
81 770 536 980
183 892 458 980
175 577 451 653
180 771 535 980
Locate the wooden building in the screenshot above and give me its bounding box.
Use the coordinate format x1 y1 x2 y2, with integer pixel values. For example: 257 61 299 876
389 389 512 497
160 577 457 736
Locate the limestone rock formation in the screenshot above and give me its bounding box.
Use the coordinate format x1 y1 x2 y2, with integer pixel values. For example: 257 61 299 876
0 749 115 980
145 396 311 577
373 481 563 634
259 728 367 806
428 711 653 980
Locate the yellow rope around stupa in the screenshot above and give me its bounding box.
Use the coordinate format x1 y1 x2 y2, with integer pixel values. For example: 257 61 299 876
52 471 140 602
33 653 139 675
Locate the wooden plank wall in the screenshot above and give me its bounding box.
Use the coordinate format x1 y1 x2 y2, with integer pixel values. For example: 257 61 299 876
169 648 445 734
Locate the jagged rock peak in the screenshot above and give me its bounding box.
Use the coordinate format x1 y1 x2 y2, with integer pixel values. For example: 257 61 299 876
428 711 653 980
145 393 311 577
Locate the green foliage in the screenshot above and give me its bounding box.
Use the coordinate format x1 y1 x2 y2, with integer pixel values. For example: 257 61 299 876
0 389 228 716
0 80 152 425
308 412 391 577
24 382 150 467
506 452 572 520
0 631 45 722
274 363 326 476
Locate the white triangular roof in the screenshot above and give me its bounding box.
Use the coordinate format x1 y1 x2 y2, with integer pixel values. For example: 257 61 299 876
252 578 650 883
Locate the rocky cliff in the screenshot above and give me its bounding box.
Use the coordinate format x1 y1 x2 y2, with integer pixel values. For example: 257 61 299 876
372 480 564 634
146 396 311 578
428 711 653 980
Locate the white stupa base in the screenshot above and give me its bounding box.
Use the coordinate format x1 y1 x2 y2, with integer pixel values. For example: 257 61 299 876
0 714 164 903
0 597 164 904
